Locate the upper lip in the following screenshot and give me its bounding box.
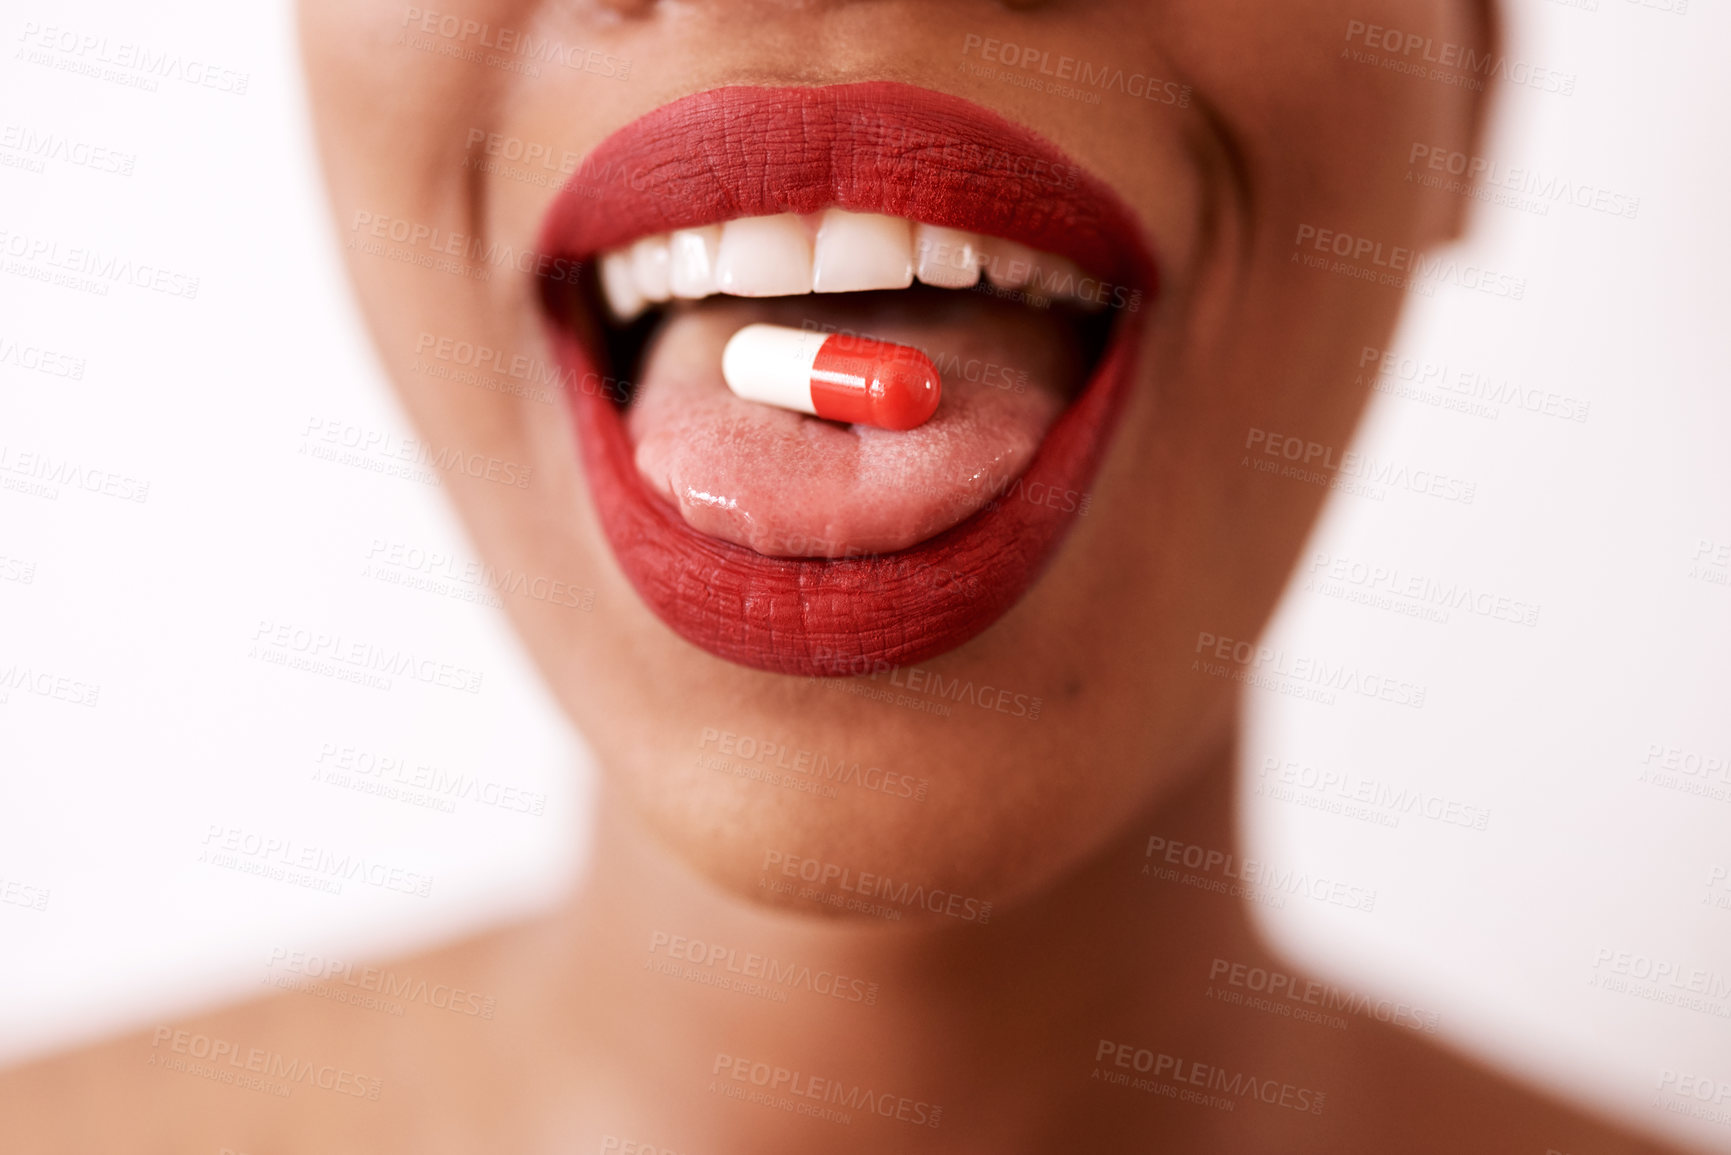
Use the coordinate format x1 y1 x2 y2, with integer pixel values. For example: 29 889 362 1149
535 81 1158 677
536 81 1150 297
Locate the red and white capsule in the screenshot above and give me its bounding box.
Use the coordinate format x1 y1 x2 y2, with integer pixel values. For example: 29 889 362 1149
721 324 941 431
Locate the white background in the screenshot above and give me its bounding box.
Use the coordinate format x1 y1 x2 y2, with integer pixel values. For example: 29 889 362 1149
1 1 1727 1150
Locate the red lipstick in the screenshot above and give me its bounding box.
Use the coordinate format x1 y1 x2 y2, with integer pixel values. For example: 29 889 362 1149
536 82 1156 677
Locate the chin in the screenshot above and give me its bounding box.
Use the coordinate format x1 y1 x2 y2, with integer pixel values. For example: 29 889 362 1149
301 0 1483 924
549 520 1241 925
495 83 1201 920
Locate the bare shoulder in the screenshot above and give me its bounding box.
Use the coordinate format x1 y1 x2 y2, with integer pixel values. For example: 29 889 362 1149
0 920 564 1155
1311 1010 1693 1155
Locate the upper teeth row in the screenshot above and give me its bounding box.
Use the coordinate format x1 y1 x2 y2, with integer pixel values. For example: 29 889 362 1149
596 208 1096 322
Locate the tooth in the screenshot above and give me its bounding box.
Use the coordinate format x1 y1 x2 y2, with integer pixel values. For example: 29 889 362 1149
630 235 672 302
811 210 914 293
714 214 813 297
1039 254 1104 310
599 250 646 321
913 224 982 289
668 225 722 299
1036 255 1084 299
981 237 1042 290
1019 252 1065 307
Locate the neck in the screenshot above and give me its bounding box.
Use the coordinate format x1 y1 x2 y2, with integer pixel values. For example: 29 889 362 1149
554 732 1296 1150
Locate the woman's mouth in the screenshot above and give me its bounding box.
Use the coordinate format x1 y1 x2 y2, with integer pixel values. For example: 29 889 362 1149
535 82 1156 677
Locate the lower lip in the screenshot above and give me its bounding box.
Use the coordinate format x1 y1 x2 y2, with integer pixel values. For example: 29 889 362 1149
537 83 1155 678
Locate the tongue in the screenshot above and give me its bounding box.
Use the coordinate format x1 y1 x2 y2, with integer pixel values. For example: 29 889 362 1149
624 290 1085 558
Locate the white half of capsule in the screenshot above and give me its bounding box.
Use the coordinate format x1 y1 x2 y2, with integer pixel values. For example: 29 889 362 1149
720 324 825 417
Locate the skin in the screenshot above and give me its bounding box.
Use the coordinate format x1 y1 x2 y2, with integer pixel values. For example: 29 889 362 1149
0 1 1689 1151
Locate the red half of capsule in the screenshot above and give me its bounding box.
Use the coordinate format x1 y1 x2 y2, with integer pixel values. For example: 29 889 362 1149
809 334 941 431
